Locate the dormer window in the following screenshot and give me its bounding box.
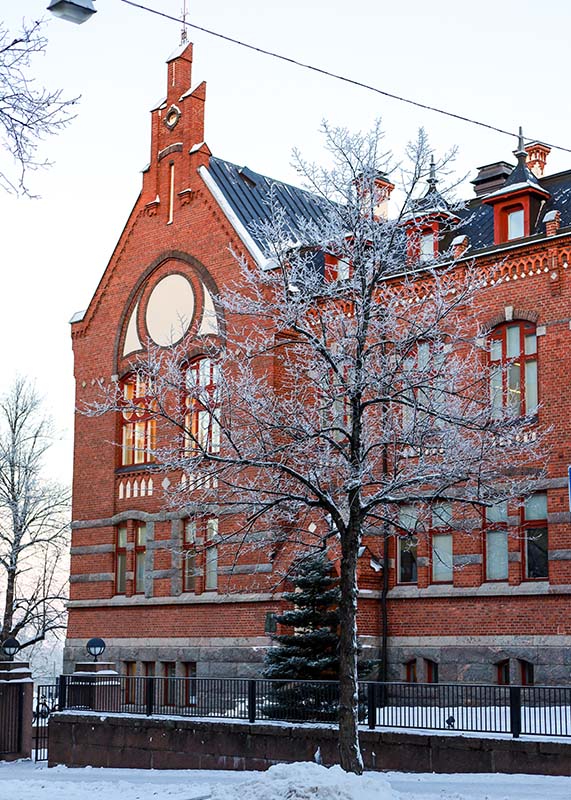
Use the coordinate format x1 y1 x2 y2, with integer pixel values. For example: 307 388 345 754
420 231 435 262
482 129 551 245
507 207 524 240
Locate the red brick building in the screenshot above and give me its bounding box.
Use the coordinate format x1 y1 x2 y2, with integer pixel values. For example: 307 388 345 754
65 43 571 686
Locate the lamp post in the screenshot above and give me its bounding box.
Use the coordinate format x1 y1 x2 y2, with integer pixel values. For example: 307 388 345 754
1 637 21 660
86 637 106 662
47 0 97 24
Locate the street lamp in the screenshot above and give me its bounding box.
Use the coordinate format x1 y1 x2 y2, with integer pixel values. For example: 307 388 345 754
1 638 21 659
47 0 97 24
86 637 106 662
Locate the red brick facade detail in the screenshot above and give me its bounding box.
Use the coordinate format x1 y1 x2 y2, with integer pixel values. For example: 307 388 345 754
66 43 571 685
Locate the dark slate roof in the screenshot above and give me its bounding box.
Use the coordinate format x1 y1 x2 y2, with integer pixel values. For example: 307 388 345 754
207 154 571 262
454 168 571 252
208 156 329 255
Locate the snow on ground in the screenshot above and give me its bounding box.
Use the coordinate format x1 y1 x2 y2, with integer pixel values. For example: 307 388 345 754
2 759 571 800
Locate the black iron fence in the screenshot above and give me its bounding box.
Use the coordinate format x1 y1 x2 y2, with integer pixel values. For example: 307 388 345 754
53 675 571 739
34 683 60 762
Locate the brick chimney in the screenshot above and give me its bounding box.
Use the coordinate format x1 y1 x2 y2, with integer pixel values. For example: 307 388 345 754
525 142 551 178
451 234 469 259
355 172 395 220
544 209 561 237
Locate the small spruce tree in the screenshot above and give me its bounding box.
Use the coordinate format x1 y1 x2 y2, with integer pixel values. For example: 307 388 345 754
263 550 341 721
264 550 341 680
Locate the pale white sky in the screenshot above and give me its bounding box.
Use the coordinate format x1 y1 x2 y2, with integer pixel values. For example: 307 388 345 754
2 0 570 483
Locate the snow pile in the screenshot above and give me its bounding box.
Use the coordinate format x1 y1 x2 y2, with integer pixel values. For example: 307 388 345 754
210 762 397 800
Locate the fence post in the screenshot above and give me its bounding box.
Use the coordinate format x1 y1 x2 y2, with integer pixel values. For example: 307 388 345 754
248 680 257 723
367 683 376 730
58 675 67 712
509 686 522 738
146 678 155 717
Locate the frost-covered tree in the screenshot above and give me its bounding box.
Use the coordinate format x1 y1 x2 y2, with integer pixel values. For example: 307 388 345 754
0 378 70 655
0 19 78 195
89 123 545 773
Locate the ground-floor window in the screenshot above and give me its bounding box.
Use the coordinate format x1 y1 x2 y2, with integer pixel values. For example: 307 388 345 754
405 659 417 683
425 659 439 683
496 659 510 685
162 661 176 706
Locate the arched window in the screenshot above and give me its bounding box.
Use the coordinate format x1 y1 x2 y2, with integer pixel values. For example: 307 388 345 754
489 321 538 417
120 374 156 466
184 357 220 454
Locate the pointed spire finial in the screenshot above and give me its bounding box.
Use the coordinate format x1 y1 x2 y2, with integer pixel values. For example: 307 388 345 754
180 0 188 45
514 125 527 161
427 156 438 190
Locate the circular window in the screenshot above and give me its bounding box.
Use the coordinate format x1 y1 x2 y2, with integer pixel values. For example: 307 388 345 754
145 274 195 346
164 105 181 130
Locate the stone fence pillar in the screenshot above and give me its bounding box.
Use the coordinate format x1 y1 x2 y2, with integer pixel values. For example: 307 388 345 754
64 662 121 713
0 660 33 761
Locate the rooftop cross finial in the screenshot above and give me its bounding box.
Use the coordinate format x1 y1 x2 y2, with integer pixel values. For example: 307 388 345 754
427 156 438 190
180 0 188 44
514 125 527 161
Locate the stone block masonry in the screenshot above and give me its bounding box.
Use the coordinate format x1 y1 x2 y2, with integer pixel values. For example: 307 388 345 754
49 713 571 775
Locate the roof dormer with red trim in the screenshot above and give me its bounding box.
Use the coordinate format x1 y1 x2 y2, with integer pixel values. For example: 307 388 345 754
482 128 551 245
402 157 460 264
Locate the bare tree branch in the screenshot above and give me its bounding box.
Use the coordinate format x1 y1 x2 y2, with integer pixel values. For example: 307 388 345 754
0 18 79 196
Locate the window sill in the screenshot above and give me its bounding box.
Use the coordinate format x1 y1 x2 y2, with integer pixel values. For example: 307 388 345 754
116 464 157 474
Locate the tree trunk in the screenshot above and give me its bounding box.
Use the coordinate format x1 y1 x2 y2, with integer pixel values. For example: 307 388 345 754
337 519 363 774
1 567 16 640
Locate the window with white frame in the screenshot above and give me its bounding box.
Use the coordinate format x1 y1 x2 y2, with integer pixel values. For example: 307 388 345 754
397 505 418 584
523 493 548 579
507 208 524 240
204 517 219 590
120 374 156 466
489 321 538 418
485 500 509 581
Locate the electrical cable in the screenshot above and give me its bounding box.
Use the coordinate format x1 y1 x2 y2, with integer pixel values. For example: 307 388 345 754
119 0 571 156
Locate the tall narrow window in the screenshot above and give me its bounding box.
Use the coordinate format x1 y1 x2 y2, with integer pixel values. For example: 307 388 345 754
134 522 147 594
168 162 175 224
120 374 156 466
184 358 220 455
507 207 524 240
497 659 510 685
425 659 439 684
205 517 218 590
184 661 197 706
420 230 435 262
405 659 417 683
162 661 176 706
124 660 136 704
397 505 418 584
183 519 197 592
485 500 509 581
432 533 453 583
489 322 538 418
519 659 534 686
523 493 548 579
116 524 127 594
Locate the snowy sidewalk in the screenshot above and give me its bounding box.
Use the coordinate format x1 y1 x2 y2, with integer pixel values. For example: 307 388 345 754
1 759 571 800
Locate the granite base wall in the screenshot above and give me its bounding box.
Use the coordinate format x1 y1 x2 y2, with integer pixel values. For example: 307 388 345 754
48 713 571 776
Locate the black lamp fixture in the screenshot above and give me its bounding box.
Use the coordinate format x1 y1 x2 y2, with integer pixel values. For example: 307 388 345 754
47 0 97 24
86 637 106 662
1 637 21 659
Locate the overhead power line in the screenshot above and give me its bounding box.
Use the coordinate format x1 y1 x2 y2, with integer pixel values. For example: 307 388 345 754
120 0 571 156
